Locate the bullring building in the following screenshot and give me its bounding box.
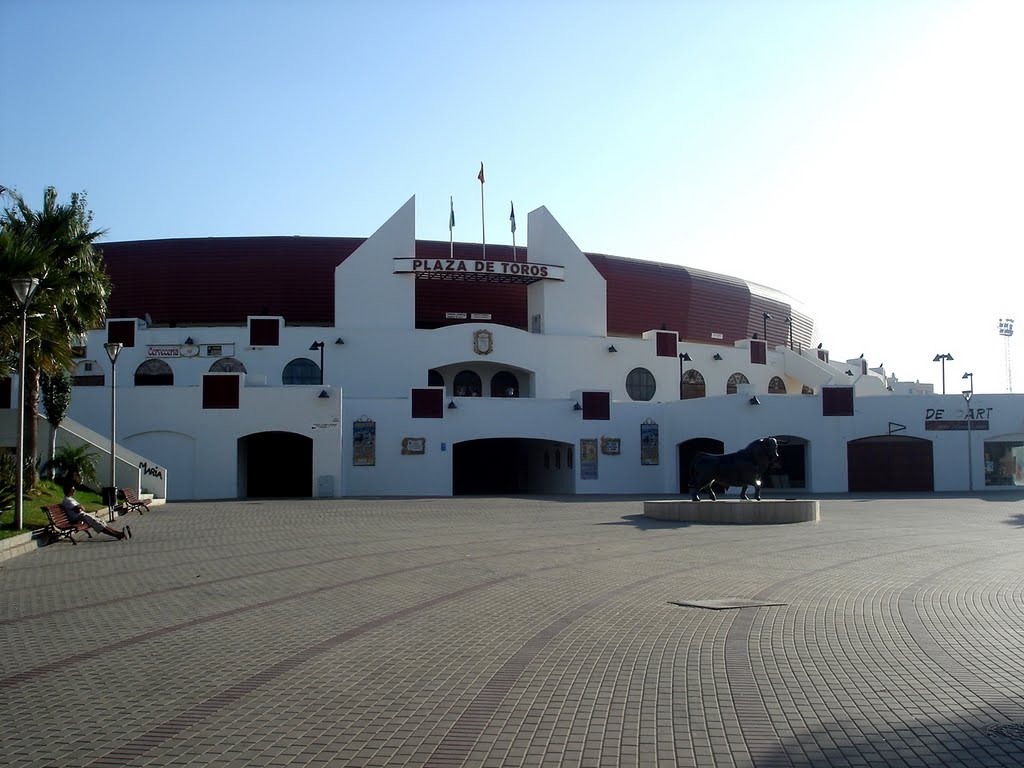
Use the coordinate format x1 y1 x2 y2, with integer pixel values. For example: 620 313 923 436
37 198 1023 501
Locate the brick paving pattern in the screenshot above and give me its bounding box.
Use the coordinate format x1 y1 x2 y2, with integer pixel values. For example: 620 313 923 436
2 494 1024 766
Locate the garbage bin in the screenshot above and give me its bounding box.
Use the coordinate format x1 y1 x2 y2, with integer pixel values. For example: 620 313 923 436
101 487 117 521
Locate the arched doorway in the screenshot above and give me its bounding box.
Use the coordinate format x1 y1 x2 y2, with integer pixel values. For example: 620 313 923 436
678 438 724 495
763 434 809 490
238 431 313 497
453 438 574 495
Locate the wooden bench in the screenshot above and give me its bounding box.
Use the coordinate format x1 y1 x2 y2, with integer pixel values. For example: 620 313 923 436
119 488 150 515
42 504 93 545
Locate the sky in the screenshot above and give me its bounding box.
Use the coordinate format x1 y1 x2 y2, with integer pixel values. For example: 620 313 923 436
2 0 1020 394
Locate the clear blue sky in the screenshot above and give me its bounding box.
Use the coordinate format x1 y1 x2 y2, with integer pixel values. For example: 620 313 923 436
3 0 1020 394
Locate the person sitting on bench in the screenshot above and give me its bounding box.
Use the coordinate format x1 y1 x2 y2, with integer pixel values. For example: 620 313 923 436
61 482 131 541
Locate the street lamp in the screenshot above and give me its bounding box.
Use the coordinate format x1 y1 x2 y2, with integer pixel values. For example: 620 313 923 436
762 312 772 343
104 341 123 517
11 277 39 530
309 341 325 386
962 371 973 393
784 316 793 349
678 352 691 399
933 353 954 394
962 386 974 492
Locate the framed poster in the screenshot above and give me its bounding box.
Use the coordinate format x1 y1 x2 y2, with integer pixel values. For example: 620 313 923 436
640 419 659 465
601 437 621 455
353 418 376 466
580 438 598 479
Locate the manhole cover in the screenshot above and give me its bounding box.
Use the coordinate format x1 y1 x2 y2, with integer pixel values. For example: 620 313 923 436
669 599 787 610
986 723 1024 742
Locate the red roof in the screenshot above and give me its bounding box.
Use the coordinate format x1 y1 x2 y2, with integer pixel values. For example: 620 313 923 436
98 237 813 349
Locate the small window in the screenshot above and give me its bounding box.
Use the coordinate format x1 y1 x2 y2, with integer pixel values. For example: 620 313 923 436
249 318 280 346
582 391 610 420
135 359 174 386
107 319 136 347
822 387 854 416
72 360 104 387
453 370 482 397
210 357 247 374
491 371 519 398
681 369 705 400
411 388 443 418
768 376 787 394
625 368 656 401
203 374 240 409
283 358 321 385
727 372 749 395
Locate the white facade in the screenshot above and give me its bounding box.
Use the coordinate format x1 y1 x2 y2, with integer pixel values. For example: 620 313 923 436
49 198 1024 500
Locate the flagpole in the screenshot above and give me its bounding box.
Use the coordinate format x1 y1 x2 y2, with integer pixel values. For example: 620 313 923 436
449 196 454 260
478 162 486 260
510 201 517 261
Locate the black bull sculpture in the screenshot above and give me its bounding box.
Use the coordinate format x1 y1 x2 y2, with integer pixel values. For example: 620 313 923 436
690 437 780 501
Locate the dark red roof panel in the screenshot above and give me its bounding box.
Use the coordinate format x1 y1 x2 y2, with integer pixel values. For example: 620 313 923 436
98 236 813 348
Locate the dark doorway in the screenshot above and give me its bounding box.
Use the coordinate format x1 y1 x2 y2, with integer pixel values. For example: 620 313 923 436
678 438 725 495
239 431 313 497
763 435 808 490
847 436 934 492
453 438 572 495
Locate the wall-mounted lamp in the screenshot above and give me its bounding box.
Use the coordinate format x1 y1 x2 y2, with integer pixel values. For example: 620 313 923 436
607 345 617 353
762 311 772 341
185 336 194 345
335 337 345 345
679 353 691 362
749 396 761 406
309 340 325 386
713 353 723 361
573 402 582 411
448 400 457 409
845 369 854 376
817 343 823 350
318 389 330 399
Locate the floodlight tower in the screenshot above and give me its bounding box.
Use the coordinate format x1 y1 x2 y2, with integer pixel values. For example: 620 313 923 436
999 318 1014 393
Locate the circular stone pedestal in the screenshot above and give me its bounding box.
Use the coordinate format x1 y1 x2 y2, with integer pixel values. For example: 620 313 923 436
643 498 819 524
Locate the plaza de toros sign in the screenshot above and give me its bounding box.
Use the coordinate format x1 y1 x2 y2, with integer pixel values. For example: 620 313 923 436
394 258 564 283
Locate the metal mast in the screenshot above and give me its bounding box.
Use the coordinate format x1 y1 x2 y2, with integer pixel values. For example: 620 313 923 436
999 318 1014 393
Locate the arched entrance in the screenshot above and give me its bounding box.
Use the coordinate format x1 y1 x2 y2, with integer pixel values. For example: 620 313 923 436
453 438 574 495
238 431 313 497
678 438 724 495
847 435 934 492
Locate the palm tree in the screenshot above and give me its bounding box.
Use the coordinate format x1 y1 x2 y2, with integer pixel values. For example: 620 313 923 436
0 186 111 497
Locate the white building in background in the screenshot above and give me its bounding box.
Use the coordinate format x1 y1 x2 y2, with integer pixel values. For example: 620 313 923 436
19 198 1020 501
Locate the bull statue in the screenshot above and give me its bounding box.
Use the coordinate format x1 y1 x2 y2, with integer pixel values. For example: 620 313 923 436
690 437 780 501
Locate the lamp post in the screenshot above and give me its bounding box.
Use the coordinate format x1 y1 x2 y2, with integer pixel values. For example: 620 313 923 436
11 277 39 530
962 386 974 492
762 312 772 343
784 316 793 349
933 353 954 394
678 352 691 400
962 371 973 393
104 342 123 514
309 341 325 386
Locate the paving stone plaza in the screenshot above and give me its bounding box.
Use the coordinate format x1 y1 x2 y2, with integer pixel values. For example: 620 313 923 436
2 494 1024 767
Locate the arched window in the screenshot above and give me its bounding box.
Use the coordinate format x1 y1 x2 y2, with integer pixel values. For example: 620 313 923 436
283 358 321 385
491 370 520 398
428 369 444 387
768 376 787 394
726 372 749 395
681 369 705 400
72 360 104 386
210 357 247 374
802 385 815 395
453 370 482 397
625 367 656 401
135 359 173 386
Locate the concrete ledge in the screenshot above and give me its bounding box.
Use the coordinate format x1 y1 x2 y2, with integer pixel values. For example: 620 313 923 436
644 498 820 524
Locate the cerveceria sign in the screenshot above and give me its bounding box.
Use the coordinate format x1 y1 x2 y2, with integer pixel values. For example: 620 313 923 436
394 258 564 283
